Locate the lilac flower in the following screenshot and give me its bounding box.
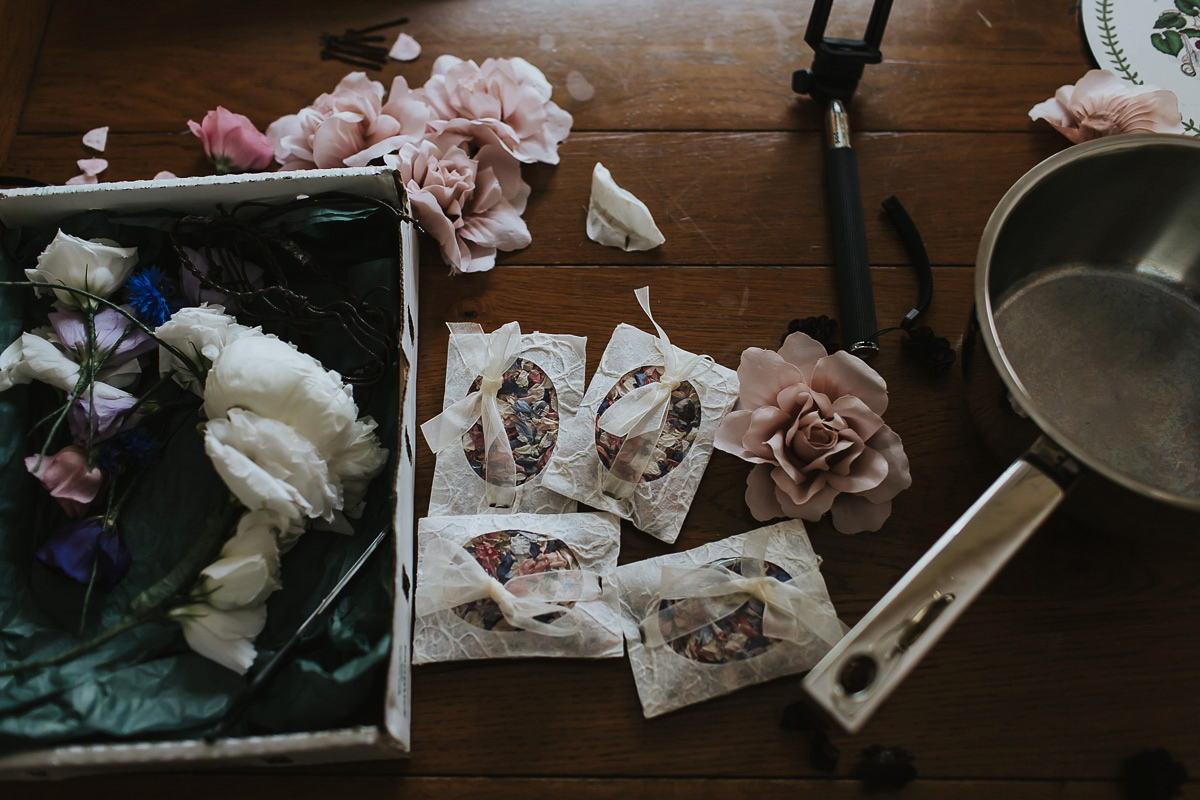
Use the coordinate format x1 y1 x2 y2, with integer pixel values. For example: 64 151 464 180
35 517 132 591
49 305 156 370
69 388 142 445
124 266 182 328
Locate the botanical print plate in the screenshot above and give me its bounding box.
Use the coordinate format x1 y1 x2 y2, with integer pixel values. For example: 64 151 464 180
1083 0 1200 134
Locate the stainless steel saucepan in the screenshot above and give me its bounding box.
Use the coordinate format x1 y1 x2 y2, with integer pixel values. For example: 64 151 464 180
803 134 1200 733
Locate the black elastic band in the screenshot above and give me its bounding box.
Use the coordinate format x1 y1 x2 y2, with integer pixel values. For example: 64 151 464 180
881 195 932 330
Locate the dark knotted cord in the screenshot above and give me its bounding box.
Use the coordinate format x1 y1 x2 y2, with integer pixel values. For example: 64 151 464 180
168 192 416 386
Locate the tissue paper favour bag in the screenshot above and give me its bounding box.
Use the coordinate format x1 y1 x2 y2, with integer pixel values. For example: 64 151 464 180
422 322 585 515
413 512 624 663
615 521 847 718
543 287 737 542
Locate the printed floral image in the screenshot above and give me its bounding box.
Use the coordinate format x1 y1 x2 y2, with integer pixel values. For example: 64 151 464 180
653 557 793 664
595 365 701 483
462 357 558 486
452 529 580 632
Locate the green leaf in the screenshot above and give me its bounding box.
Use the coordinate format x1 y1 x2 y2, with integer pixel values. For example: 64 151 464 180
1157 11 1188 28
1153 30 1185 55
1176 0 1200 15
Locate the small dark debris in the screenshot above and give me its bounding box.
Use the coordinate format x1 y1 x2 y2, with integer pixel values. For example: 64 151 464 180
854 744 917 791
901 325 955 376
1121 748 1188 800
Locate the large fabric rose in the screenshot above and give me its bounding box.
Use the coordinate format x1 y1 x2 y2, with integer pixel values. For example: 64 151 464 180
1029 69 1185 142
26 230 138 310
714 332 911 534
422 55 573 165
386 139 531 274
265 72 429 170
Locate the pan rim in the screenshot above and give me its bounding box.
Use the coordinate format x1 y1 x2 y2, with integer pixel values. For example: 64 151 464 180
974 133 1200 511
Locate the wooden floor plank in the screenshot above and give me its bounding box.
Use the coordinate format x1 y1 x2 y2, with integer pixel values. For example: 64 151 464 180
5 775 1159 799
0 130 1070 267
18 0 1092 135
0 0 51 164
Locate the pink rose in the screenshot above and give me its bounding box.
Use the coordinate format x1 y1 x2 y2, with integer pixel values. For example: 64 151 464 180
1028 69 1185 143
265 73 429 170
422 55 573 165
715 333 911 534
188 107 274 173
387 139 531 274
26 446 104 518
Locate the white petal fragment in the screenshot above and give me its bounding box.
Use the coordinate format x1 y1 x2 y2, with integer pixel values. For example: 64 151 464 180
389 32 421 62
82 126 109 152
586 162 665 252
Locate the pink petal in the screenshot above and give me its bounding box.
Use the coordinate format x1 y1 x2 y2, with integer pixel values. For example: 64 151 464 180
714 409 755 458
26 447 104 518
77 158 108 176
830 494 892 534
745 463 785 521
859 424 912 503
777 332 828 383
458 202 532 252
830 394 885 441
775 479 838 521
311 113 368 169
153 171 177 180
809 351 889 415
735 347 804 411
389 32 421 62
65 174 97 185
82 126 109 152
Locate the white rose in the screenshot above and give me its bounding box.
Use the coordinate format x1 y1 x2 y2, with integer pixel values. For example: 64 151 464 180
154 304 263 395
203 334 359 457
204 408 340 521
196 510 283 610
329 415 389 517
26 230 138 310
237 506 307 554
0 331 134 412
168 602 267 674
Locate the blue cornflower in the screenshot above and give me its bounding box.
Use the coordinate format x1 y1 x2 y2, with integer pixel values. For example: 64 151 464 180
125 266 182 327
97 428 161 472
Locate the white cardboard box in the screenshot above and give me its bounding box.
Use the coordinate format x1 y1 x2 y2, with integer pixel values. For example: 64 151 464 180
0 167 418 778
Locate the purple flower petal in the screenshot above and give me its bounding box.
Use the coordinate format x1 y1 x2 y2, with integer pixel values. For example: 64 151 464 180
68 386 142 444
36 517 132 590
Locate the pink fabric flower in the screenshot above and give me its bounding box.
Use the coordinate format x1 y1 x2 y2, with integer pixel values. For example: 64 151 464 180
714 333 911 534
188 106 275 173
265 73 429 170
387 139 531 274
25 446 104 518
422 55 573 165
1029 69 1185 143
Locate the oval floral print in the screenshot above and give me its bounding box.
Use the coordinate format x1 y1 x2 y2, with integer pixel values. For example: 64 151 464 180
653 557 793 664
463 357 559 486
594 365 701 483
452 529 582 632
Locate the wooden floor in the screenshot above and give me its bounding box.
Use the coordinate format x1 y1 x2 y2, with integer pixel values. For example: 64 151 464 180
2 0 1198 797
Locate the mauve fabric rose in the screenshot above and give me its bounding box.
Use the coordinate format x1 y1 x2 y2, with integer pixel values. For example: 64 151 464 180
265 73 429 170
714 332 911 534
25 446 104 518
1029 69 1185 142
386 139 530 274
422 55 573 165
188 107 275 173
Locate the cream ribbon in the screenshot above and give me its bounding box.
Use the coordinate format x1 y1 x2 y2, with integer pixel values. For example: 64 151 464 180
597 287 710 498
417 537 603 637
639 535 845 650
420 322 525 508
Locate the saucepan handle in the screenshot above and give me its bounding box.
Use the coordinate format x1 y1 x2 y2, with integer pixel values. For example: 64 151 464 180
802 436 1079 734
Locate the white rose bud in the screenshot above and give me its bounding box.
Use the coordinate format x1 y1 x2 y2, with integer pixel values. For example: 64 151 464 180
26 230 139 310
